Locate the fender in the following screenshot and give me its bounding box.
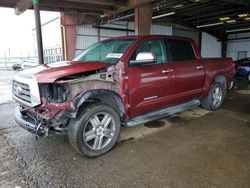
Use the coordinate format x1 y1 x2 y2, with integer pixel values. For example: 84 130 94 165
203 73 227 97
70 89 126 120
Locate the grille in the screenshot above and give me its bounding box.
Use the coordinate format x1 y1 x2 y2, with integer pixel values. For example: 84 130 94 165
13 80 31 104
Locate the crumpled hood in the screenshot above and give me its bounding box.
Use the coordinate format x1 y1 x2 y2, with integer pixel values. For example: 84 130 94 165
18 61 109 83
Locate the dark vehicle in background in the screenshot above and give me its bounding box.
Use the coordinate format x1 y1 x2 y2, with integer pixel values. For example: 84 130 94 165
235 58 250 81
12 63 22 70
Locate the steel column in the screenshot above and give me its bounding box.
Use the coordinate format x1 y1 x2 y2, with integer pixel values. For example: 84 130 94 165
33 0 44 64
221 40 228 58
61 13 77 61
134 3 152 35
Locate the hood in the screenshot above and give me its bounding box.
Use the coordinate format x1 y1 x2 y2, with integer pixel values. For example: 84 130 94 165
18 61 109 83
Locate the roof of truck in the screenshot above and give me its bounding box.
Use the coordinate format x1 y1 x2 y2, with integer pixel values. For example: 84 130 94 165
109 35 194 42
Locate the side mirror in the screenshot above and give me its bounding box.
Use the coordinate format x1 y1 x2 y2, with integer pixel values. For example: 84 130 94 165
130 52 157 66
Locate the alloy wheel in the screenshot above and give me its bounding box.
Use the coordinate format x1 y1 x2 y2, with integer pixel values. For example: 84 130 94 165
83 112 115 150
212 87 223 107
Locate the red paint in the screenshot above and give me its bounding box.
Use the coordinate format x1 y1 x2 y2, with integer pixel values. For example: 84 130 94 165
29 35 234 121
21 61 108 83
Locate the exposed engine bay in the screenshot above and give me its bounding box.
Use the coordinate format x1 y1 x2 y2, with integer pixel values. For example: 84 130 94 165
14 66 121 137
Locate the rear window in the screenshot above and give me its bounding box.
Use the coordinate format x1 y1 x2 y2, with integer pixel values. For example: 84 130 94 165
168 40 195 62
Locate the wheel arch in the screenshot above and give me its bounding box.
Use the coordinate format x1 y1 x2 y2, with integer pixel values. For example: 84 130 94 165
213 75 227 90
203 73 227 97
73 89 126 121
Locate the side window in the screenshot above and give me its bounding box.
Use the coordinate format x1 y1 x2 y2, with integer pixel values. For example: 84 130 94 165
168 40 195 62
130 39 167 65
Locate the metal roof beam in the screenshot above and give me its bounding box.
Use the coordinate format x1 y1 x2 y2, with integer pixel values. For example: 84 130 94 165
67 0 126 6
190 10 249 24
15 0 32 15
213 22 250 30
159 15 226 40
186 9 243 23
221 0 250 7
39 0 115 12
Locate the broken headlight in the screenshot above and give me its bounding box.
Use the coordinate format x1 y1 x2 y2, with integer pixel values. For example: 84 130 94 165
41 83 69 103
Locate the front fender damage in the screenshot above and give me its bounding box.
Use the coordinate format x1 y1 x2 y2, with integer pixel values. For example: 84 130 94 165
27 69 123 136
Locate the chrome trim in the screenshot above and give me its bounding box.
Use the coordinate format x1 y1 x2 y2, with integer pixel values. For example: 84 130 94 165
12 74 41 107
14 107 37 133
126 100 201 127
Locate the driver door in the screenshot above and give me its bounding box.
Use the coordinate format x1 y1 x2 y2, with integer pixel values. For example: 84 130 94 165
126 39 174 118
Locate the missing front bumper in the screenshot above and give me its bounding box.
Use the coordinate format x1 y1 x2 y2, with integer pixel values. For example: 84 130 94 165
14 107 46 136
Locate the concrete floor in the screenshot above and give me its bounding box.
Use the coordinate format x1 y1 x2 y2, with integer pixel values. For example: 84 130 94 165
0 70 17 103
0 83 249 188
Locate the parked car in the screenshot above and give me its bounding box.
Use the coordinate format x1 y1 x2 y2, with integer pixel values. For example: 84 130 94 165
235 57 250 81
12 60 38 71
12 63 22 70
12 35 234 157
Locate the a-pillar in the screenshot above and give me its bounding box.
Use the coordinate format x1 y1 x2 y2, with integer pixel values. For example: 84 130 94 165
61 13 77 61
134 3 152 35
33 0 44 64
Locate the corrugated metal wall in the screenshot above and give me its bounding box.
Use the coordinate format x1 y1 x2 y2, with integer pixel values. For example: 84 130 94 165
201 32 222 58
172 28 199 45
75 25 99 56
75 22 172 56
227 32 250 60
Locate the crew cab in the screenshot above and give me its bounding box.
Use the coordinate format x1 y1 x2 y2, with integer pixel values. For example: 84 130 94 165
12 35 234 157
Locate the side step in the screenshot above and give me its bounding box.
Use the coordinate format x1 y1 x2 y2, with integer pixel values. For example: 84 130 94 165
125 100 201 127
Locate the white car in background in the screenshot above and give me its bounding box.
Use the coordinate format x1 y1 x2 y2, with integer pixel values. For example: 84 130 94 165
12 59 38 70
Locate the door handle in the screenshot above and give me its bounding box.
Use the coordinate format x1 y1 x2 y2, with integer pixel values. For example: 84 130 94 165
162 69 174 73
196 66 204 70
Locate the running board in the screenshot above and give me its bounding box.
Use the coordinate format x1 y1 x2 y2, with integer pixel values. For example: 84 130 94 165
125 100 201 127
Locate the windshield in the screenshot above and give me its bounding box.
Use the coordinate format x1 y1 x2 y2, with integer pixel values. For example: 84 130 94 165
73 39 134 64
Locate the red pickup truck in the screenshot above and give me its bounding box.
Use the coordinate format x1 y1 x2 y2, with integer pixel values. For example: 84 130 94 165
13 35 234 157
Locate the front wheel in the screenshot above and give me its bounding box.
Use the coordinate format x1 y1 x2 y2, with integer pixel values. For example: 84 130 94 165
68 103 121 157
201 82 225 111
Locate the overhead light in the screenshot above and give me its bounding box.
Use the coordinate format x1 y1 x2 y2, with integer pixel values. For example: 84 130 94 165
152 12 175 19
244 17 250 21
109 13 134 22
191 0 201 2
226 28 250 33
219 17 230 21
226 20 236 23
196 22 223 28
172 4 183 8
238 13 249 17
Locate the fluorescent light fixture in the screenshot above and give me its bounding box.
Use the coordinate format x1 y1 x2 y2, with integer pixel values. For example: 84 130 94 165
152 12 175 19
109 13 134 22
172 4 183 8
244 17 250 21
238 13 249 17
226 28 250 33
219 17 230 21
191 0 201 2
196 22 223 28
226 20 236 23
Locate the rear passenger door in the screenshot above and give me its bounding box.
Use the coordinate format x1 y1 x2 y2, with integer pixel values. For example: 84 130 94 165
167 39 205 104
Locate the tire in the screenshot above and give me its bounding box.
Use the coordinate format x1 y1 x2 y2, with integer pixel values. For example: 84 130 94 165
68 103 121 157
201 82 225 111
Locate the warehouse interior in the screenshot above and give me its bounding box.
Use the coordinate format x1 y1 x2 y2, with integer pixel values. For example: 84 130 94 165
0 0 249 187
1 0 250 62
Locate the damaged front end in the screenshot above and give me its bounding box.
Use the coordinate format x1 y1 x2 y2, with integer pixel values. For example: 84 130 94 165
13 66 121 137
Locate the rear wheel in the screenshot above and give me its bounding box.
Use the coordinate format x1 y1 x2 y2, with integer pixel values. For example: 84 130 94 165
68 103 121 157
201 82 225 111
